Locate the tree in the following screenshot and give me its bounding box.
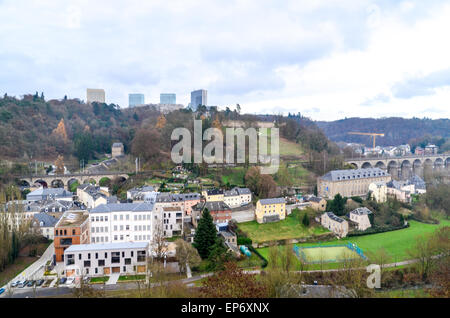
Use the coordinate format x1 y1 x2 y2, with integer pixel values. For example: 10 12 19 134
207 238 233 271
302 213 310 227
131 127 163 164
152 219 168 261
258 174 277 199
156 114 166 129
193 208 218 259
327 194 347 216
52 118 69 143
175 239 201 274
73 132 94 162
200 262 267 298
244 166 261 195
279 244 295 275
54 155 65 175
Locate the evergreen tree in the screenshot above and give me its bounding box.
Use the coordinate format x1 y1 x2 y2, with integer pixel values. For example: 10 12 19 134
207 238 233 271
327 193 347 216
193 208 218 259
302 213 310 227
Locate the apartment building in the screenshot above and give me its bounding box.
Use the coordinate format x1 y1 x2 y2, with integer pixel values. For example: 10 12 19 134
349 207 372 231
77 184 115 209
368 182 388 203
127 186 157 202
255 198 286 224
54 211 90 262
305 196 327 212
161 206 184 237
26 187 73 202
89 203 155 244
31 213 59 240
155 192 201 216
317 168 391 199
321 212 348 238
64 242 148 277
192 201 232 227
223 187 252 208
201 189 224 202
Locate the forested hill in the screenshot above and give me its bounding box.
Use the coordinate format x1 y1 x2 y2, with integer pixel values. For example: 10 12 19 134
316 117 450 147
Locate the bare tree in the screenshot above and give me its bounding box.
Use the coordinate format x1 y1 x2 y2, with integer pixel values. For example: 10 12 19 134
175 239 201 275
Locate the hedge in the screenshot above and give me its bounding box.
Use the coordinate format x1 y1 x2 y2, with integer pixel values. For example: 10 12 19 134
247 245 268 268
347 223 410 237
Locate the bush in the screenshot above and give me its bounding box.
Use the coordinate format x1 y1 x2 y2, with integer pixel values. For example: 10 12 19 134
347 223 409 237
237 237 252 245
248 246 268 268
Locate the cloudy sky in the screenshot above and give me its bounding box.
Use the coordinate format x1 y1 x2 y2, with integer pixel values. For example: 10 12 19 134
1 0 450 121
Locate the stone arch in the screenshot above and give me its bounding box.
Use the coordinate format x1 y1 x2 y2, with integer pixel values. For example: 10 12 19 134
18 180 31 187
51 179 64 188
387 161 398 179
434 158 444 170
375 161 386 170
445 157 450 169
413 159 423 177
67 178 80 191
98 177 112 187
34 179 48 188
401 160 412 180
361 162 372 169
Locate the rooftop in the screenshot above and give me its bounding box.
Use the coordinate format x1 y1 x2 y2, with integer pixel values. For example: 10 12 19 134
259 198 286 205
33 212 59 227
65 241 149 253
320 168 388 182
325 212 346 223
194 201 231 212
90 202 155 213
57 211 89 227
350 207 373 216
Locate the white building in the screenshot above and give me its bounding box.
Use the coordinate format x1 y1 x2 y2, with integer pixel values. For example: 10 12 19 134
31 212 59 240
349 207 372 231
127 186 157 202
321 212 349 238
160 206 184 237
26 187 73 202
64 242 148 277
77 184 115 209
88 203 155 244
368 182 388 203
223 187 252 208
86 88 105 103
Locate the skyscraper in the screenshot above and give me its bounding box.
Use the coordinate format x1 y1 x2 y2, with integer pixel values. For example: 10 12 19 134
190 89 207 111
129 93 145 108
160 93 176 104
86 88 105 103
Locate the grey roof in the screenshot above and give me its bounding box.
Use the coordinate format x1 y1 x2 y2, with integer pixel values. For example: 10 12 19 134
65 242 148 253
112 142 123 147
224 187 251 197
236 187 251 195
193 201 231 212
27 188 72 200
307 196 324 203
408 175 426 190
259 198 286 205
325 212 345 223
33 213 59 227
320 168 388 182
156 192 200 202
350 207 372 216
90 202 155 213
206 189 223 196
386 179 406 190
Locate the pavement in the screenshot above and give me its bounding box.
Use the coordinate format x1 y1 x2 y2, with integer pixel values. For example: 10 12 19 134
106 273 120 285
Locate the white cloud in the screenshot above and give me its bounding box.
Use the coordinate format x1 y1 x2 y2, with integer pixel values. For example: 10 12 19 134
0 0 449 120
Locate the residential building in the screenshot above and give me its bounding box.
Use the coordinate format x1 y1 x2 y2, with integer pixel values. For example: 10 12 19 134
111 142 124 158
54 211 90 262
160 93 176 104
127 186 157 202
26 187 73 202
86 88 105 103
129 93 145 108
255 198 286 224
306 196 327 212
321 212 348 238
202 189 224 202
155 192 201 216
348 207 372 231
368 182 388 203
223 187 252 208
190 89 207 111
408 175 427 194
161 206 184 237
219 231 240 256
317 168 391 199
89 203 155 244
64 242 148 277
424 144 439 155
386 180 415 203
31 213 59 240
192 201 232 226
77 184 115 209
415 147 425 155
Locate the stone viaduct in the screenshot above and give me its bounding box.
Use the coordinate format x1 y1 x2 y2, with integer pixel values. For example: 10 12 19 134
345 154 450 179
19 172 130 190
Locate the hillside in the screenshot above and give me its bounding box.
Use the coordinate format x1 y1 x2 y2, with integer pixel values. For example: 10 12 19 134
316 117 450 147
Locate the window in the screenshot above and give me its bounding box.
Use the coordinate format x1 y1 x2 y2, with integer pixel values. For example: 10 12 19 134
105 216 108 221
95 253 98 259
96 216 99 222
126 225 129 230
79 253 81 260
114 215 117 221
123 266 126 272
131 251 134 257
100 216 103 222
120 215 123 221
114 225 117 231
84 260 91 267
122 251 125 257
98 259 105 266
126 215 129 220
105 252 107 258
120 225 123 231
87 253 91 259
137 250 146 262
114 235 118 241
95 268 98 274
111 252 120 263
120 235 123 240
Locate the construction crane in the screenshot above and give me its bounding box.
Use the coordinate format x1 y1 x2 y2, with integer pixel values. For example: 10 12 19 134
348 132 385 148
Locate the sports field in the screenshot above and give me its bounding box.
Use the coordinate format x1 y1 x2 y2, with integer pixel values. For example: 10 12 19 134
297 245 363 264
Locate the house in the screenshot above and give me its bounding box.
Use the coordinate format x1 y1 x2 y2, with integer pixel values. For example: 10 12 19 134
31 213 59 240
64 242 148 277
349 207 372 231
89 202 155 244
255 198 286 224
127 186 157 202
386 180 414 203
414 147 425 155
192 201 232 227
111 142 124 158
408 175 427 194
306 196 327 212
368 182 388 203
223 187 252 208
77 184 115 209
26 187 73 202
54 211 90 262
219 231 240 256
155 192 201 216
201 189 224 202
321 212 348 238
317 168 391 199
424 144 438 155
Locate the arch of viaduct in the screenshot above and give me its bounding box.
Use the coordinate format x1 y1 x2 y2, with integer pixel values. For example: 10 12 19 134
345 154 450 179
18 172 130 190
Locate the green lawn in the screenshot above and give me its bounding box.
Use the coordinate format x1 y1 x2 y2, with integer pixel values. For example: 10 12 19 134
257 218 450 269
279 137 304 158
238 212 330 244
90 276 109 283
221 167 246 186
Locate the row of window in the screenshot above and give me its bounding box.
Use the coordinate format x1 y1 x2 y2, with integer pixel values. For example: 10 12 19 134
91 214 152 222
55 229 76 236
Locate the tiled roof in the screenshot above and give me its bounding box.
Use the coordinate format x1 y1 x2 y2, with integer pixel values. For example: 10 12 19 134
259 198 285 205
90 202 155 213
320 168 388 182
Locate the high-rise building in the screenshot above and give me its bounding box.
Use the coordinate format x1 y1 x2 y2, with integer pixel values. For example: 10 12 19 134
190 89 207 111
128 93 145 108
86 89 105 103
160 93 176 104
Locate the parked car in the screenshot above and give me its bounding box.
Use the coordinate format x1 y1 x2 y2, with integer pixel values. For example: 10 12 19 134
36 279 45 287
11 280 21 287
19 280 28 288
0 288 5 295
59 277 67 284
26 280 35 287
66 277 75 285
83 277 90 283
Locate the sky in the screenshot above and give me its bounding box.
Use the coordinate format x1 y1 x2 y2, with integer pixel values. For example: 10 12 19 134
1 0 450 121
